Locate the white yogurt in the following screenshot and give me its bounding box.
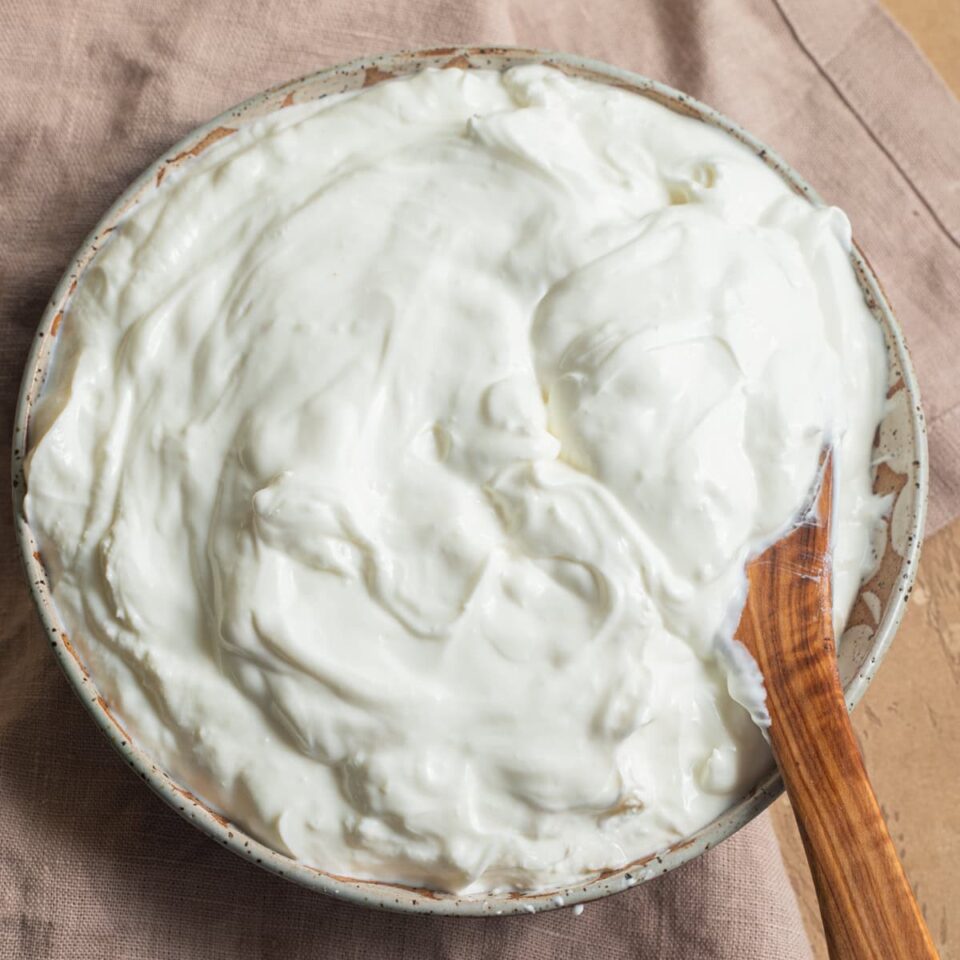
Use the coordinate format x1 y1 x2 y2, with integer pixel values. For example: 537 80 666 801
24 66 888 893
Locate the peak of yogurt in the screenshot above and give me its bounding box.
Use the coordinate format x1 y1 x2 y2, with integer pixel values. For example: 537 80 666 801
24 65 887 893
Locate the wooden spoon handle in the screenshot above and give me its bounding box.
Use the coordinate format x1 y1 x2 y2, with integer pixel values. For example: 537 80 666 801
741 457 937 957
762 628 937 959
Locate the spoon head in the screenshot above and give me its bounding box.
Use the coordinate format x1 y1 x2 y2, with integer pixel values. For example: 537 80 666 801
737 452 834 662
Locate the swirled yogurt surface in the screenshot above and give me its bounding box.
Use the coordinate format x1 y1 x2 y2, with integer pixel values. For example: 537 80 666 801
24 65 888 893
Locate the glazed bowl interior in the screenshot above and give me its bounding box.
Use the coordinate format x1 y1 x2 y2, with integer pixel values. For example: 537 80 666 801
12 46 927 916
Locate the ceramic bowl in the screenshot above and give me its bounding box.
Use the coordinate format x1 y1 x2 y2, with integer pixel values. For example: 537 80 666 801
12 46 927 916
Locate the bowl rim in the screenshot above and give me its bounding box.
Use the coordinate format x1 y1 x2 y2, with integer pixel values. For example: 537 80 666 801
11 44 929 917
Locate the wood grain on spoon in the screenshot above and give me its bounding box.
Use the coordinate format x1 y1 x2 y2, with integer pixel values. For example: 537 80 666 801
737 454 938 959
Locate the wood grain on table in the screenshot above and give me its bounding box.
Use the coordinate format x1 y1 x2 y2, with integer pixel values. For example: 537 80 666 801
770 6 960 946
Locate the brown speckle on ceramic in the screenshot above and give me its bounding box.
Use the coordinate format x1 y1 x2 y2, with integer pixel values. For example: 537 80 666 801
11 47 927 917
362 66 394 87
168 125 237 164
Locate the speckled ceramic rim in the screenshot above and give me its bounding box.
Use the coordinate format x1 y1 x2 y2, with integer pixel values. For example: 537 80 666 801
12 46 928 916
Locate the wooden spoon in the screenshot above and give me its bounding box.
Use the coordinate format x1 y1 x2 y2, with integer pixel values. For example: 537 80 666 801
736 453 938 959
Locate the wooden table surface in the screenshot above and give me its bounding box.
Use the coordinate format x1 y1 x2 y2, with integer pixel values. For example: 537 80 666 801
768 5 960 955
